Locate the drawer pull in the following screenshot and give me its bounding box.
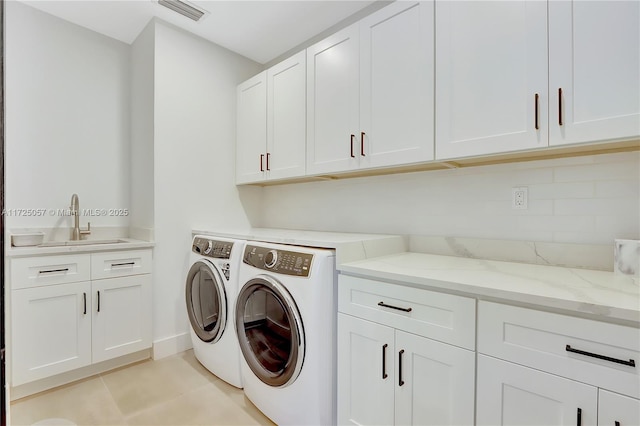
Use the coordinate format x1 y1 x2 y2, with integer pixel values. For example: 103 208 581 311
382 344 388 379
398 349 405 387
83 292 87 315
378 301 412 313
565 345 636 367
360 132 366 156
97 291 101 313
534 93 540 130
111 262 135 267
350 134 356 158
38 268 69 275
558 88 564 126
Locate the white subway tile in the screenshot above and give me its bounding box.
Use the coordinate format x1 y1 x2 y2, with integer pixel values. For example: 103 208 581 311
528 182 595 200
554 198 638 216
595 179 640 198
553 160 639 183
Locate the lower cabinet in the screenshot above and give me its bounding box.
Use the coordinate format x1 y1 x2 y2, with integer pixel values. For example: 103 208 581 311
598 389 640 426
477 355 598 426
337 313 475 425
10 250 153 387
11 281 92 385
91 275 152 363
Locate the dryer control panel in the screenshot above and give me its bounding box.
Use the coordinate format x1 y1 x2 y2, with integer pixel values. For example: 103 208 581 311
192 237 233 259
243 245 313 277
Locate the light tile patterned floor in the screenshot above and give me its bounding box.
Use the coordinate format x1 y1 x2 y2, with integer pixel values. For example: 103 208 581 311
9 350 275 426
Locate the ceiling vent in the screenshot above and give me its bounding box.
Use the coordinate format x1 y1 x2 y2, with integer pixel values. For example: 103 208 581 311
157 0 208 22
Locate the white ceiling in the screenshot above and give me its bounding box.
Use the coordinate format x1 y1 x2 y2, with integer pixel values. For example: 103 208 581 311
16 0 376 64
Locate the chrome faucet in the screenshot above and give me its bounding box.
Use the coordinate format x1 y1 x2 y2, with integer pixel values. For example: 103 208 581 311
70 193 91 240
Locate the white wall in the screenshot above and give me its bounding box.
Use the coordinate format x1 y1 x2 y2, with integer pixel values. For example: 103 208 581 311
5 2 131 230
152 21 262 346
130 22 155 232
256 151 640 245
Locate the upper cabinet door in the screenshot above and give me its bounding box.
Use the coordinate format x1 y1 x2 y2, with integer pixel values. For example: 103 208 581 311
435 1 548 160
267 51 306 181
359 1 434 169
549 1 640 146
236 72 267 184
306 25 360 175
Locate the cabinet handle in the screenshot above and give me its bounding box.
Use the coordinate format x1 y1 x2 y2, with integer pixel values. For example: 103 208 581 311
398 349 405 386
38 268 69 274
577 408 582 426
558 88 563 126
111 262 135 267
260 154 264 172
97 291 101 313
378 301 412 313
350 134 355 158
382 344 388 379
266 152 270 171
360 132 366 156
83 292 87 315
566 345 635 367
534 93 540 130
615 422 620 426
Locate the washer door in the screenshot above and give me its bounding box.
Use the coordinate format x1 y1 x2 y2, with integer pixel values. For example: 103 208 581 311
185 260 227 343
236 275 304 387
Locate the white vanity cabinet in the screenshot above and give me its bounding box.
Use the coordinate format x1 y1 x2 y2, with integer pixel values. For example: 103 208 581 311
10 249 152 386
435 0 639 160
90 250 152 363
236 51 306 184
477 301 640 426
306 1 434 175
337 275 475 425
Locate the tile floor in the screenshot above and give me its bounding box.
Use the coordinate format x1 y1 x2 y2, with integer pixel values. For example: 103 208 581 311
9 350 275 426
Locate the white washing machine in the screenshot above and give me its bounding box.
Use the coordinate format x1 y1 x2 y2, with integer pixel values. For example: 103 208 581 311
185 235 245 388
235 241 337 426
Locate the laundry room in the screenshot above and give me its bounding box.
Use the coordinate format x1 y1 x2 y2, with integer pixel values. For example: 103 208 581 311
1 0 639 425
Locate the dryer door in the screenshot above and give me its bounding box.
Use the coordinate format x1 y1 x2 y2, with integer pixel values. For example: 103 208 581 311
185 260 227 343
236 275 304 387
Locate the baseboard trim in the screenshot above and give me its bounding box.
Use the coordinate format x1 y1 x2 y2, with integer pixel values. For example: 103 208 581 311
152 332 192 360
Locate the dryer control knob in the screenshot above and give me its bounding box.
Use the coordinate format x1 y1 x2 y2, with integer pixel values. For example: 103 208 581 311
203 240 213 255
264 250 278 269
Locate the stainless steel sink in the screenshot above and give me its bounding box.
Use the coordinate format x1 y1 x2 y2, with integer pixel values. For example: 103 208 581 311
38 239 128 247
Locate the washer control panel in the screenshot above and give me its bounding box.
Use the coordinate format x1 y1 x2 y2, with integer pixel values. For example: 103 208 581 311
243 245 313 277
192 237 233 260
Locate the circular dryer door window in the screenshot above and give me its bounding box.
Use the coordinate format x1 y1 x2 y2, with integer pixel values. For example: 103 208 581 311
185 260 227 343
236 276 304 387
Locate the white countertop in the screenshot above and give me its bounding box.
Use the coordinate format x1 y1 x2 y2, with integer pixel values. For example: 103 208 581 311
192 228 407 264
6 238 155 258
339 252 640 324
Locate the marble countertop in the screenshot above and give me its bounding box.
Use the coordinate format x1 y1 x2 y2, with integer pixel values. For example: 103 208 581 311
191 228 407 264
6 238 155 258
339 252 640 324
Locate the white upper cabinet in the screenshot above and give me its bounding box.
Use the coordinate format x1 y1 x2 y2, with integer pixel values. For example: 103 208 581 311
306 24 360 175
236 53 307 184
307 1 434 175
236 72 267 184
435 1 548 160
549 0 640 146
267 51 306 180
359 1 434 169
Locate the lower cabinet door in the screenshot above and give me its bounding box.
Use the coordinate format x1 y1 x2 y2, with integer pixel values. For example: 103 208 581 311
11 281 92 385
477 355 598 426
338 313 395 425
92 275 152 363
394 330 475 426
598 389 640 426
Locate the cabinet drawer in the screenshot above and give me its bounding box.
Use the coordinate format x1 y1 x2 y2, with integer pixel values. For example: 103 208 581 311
338 275 476 350
11 254 91 289
91 250 152 280
478 301 640 398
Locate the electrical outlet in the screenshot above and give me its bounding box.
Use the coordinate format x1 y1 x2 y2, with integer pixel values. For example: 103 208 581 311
512 186 528 209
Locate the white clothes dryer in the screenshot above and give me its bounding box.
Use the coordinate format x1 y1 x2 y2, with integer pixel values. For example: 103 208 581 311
185 235 245 388
235 241 337 425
